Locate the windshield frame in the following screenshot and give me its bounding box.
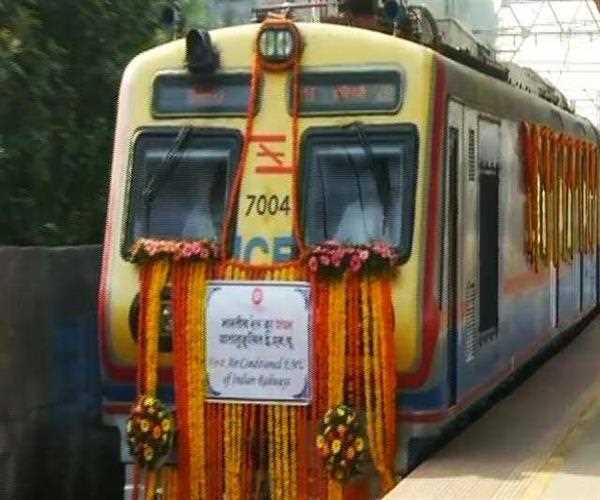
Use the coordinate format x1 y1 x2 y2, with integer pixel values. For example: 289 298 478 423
121 126 243 259
299 123 419 263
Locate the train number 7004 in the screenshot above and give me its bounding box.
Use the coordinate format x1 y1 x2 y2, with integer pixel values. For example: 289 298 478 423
245 194 291 217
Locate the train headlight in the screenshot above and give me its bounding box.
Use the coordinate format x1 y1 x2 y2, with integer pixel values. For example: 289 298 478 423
257 24 301 70
129 287 173 353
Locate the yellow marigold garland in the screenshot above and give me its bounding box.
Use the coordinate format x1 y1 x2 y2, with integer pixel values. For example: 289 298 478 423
128 259 170 500
360 277 396 493
222 262 247 500
522 123 600 271
143 259 170 395
187 262 209 499
327 276 347 500
133 252 399 499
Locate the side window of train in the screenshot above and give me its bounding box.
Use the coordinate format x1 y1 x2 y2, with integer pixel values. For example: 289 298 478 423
301 124 418 262
122 129 242 256
478 119 501 336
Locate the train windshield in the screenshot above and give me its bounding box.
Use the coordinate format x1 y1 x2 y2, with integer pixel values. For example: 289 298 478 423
302 125 417 260
124 129 241 252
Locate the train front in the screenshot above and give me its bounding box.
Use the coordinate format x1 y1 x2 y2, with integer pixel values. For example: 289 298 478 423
99 18 440 499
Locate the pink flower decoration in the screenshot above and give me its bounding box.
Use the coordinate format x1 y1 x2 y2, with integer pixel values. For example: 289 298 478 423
331 249 344 267
130 238 219 262
349 254 363 273
307 240 399 274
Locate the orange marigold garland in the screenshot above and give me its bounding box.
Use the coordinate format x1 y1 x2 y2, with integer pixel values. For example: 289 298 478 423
379 279 398 471
370 278 397 491
221 263 248 500
522 122 600 270
127 395 175 468
317 405 368 482
308 260 398 497
187 262 209 499
167 258 214 500
132 252 400 499
360 275 397 492
170 261 192 500
327 275 346 500
127 259 171 500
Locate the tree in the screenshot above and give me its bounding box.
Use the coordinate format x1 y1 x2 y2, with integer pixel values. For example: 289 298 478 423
0 0 163 245
183 0 252 29
183 0 214 28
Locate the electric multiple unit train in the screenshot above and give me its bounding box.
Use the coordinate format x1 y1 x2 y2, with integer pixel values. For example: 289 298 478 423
99 3 600 498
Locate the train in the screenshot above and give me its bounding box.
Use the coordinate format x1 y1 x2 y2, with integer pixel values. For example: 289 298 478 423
98 1 600 498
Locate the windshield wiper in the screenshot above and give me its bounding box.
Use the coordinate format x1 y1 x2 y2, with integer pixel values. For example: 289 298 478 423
345 122 391 239
143 126 193 204
142 126 193 235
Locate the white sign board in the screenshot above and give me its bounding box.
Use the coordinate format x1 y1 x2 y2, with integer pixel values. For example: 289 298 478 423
206 281 312 404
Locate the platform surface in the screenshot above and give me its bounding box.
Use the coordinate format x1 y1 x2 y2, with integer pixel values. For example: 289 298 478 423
387 315 600 500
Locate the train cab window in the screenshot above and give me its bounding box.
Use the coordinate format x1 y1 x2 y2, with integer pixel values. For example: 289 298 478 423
301 125 418 261
123 128 241 254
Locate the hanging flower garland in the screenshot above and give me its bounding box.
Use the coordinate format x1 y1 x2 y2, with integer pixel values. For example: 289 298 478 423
522 121 600 271
317 405 367 482
127 395 175 468
308 240 399 276
130 249 400 499
127 258 173 500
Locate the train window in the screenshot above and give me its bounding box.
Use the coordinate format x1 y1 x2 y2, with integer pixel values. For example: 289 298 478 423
301 124 418 261
123 129 242 256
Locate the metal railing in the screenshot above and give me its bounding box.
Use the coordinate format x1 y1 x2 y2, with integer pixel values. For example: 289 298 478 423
252 1 338 21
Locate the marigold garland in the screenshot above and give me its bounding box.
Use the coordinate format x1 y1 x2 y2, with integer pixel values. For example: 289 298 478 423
133 255 399 499
522 122 600 271
317 405 367 482
127 396 175 468
128 258 171 500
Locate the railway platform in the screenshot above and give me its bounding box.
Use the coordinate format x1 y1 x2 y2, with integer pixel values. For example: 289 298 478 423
387 313 600 500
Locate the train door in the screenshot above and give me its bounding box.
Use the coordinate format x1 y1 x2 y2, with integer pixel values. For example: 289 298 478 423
455 109 503 400
444 100 462 406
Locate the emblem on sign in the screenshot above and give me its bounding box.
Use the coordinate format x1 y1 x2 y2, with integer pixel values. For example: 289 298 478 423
252 287 264 305
206 281 312 404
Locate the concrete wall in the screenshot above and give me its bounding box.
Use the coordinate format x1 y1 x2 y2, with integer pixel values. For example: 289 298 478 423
0 246 122 500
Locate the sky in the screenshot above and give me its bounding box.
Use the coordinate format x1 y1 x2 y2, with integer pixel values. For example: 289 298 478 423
491 0 600 126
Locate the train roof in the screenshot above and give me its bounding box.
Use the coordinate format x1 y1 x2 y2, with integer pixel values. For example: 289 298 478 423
249 2 599 141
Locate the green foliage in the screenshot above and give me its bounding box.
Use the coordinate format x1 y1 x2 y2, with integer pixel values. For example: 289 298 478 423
183 0 214 29
0 0 163 245
182 0 250 30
